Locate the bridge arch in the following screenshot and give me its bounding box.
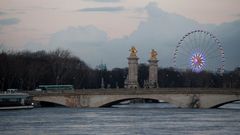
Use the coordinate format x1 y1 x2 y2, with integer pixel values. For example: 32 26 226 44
100 98 160 107
199 94 240 108
91 94 187 108
38 101 66 107
33 96 69 107
210 100 240 108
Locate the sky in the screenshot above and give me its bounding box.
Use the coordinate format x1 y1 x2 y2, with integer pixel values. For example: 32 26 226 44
0 0 240 70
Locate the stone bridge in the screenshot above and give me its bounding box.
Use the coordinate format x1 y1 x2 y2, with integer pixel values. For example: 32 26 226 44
30 88 240 108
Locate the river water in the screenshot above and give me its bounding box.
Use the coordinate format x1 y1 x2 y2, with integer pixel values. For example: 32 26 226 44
0 103 240 135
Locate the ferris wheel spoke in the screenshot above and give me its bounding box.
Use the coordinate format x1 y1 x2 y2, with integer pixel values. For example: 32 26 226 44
189 34 195 51
207 59 219 67
206 63 218 71
184 39 195 53
202 34 216 54
206 56 220 62
206 52 220 59
201 37 211 55
179 44 192 55
203 42 217 56
203 48 216 56
205 48 220 56
178 64 190 69
202 41 214 55
193 33 198 49
201 31 208 47
201 33 209 53
177 63 190 69
198 31 203 48
206 41 218 52
197 31 201 48
196 32 203 49
205 48 219 58
176 61 189 66
177 51 190 58
206 63 219 71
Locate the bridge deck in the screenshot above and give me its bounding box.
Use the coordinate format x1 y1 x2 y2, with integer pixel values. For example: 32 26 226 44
29 88 240 96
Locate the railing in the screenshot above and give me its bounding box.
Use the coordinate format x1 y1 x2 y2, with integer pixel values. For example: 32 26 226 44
0 91 30 96
27 88 240 96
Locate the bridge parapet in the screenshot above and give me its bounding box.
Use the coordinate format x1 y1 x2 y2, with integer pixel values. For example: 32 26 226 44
29 88 240 96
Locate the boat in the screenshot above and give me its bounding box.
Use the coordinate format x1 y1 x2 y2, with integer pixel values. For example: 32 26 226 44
0 89 34 110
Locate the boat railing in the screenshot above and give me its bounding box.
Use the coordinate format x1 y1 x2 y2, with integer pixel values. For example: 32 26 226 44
0 91 29 95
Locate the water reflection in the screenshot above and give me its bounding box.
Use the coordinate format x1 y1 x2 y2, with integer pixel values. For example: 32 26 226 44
0 102 240 135
219 101 240 109
112 103 177 109
112 100 240 109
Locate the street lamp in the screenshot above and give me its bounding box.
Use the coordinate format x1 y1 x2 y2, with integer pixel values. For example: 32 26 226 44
165 74 169 87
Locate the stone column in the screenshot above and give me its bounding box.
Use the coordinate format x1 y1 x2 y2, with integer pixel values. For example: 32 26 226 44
148 49 158 88
126 46 139 88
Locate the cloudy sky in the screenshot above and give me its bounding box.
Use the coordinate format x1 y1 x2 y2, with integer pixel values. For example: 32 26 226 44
0 0 240 70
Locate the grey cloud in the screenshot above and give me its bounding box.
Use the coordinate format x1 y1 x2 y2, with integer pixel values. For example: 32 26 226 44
49 26 108 45
25 2 240 70
133 7 145 14
28 6 57 11
48 26 108 66
98 2 240 70
3 9 25 14
0 18 20 26
0 11 6 15
83 0 122 2
0 43 7 51
128 16 147 20
5 7 56 13
78 7 124 12
228 13 240 18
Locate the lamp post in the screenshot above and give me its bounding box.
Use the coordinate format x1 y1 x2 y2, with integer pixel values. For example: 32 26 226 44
165 74 169 87
1 77 4 91
56 75 60 85
230 74 233 88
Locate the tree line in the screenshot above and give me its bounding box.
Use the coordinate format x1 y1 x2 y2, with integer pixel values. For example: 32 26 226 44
0 49 239 91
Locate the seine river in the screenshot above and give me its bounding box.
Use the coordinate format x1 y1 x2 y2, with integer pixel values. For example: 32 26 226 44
0 103 240 135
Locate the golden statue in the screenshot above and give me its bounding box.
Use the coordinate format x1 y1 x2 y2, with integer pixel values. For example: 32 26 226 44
129 46 137 56
150 49 158 60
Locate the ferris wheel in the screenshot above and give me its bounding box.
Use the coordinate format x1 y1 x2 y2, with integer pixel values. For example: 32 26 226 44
173 30 225 74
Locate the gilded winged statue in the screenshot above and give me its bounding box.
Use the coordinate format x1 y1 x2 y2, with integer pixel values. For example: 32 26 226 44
129 46 137 56
150 49 157 60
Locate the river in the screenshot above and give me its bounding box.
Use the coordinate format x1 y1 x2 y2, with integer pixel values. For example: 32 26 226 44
0 103 240 135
